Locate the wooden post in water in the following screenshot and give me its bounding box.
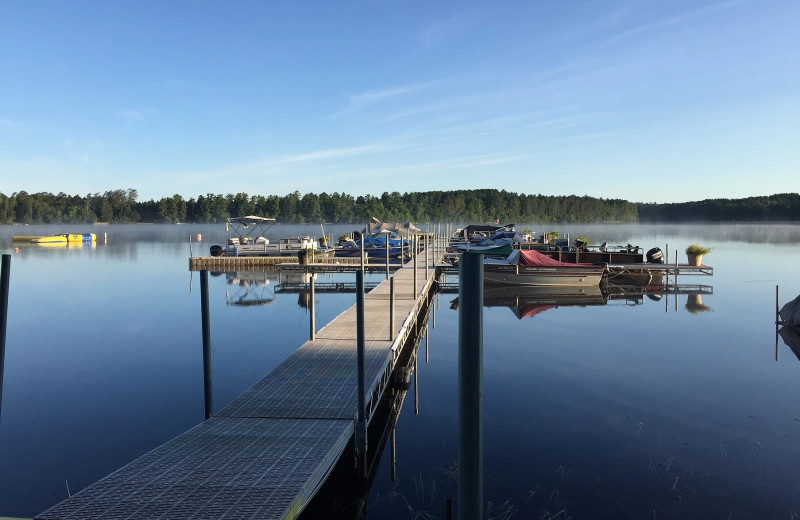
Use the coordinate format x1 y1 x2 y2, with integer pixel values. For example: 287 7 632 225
356 269 368 472
0 255 10 419
458 252 483 520
200 270 213 420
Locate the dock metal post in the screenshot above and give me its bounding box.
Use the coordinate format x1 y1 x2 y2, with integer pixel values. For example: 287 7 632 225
425 234 429 279
360 231 365 270
414 236 418 296
386 235 390 280
356 269 368 471
389 276 395 340
200 270 213 420
776 285 780 361
309 275 316 341
458 252 483 520
0 255 11 419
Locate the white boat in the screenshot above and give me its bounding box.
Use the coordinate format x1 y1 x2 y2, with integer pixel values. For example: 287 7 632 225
210 216 319 257
483 249 607 287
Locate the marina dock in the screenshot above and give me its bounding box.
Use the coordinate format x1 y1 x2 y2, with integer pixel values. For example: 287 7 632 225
37 253 437 520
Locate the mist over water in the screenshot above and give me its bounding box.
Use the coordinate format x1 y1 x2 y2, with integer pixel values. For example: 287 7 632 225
0 223 798 519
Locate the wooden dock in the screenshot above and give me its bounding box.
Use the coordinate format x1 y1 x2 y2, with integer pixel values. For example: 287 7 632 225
37 253 437 520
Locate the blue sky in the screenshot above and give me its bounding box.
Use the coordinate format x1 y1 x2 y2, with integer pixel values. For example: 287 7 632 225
1 0 798 203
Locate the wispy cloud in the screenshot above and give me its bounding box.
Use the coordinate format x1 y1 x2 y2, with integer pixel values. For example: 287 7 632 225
276 143 394 164
336 79 450 116
604 0 746 45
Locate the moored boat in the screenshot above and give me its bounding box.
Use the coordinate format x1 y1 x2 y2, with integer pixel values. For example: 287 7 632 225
13 233 96 244
483 249 607 287
209 216 322 257
450 231 520 257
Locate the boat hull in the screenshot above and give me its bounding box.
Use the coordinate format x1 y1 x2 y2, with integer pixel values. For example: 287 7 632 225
483 264 606 287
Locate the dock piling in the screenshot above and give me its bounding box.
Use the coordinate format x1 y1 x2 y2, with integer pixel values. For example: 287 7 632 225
0 255 10 419
310 275 316 341
200 270 213 420
458 252 484 520
390 276 395 340
356 269 368 471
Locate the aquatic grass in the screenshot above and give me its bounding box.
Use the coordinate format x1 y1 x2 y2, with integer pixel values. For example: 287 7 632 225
486 498 518 520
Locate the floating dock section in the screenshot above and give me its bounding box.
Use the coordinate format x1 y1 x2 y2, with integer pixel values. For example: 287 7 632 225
37 253 437 520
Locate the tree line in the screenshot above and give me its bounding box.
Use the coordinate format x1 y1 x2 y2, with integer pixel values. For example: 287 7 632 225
0 189 797 224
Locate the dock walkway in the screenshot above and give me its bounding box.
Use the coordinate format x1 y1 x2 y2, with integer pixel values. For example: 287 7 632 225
37 254 437 520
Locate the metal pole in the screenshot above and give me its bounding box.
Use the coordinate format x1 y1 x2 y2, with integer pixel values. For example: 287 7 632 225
386 234 390 280
776 285 781 361
675 249 679 287
309 275 315 341
390 276 395 340
356 269 368 470
414 236 418 296
425 234 429 279
391 425 397 481
200 270 213 420
458 252 483 520
360 230 365 271
189 234 194 258
0 255 11 420
414 354 419 415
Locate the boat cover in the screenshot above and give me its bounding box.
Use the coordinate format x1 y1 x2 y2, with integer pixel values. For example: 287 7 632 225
514 304 556 319
518 249 595 268
779 326 800 361
780 294 800 327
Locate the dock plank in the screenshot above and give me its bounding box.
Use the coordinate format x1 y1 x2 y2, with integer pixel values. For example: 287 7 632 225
37 252 436 520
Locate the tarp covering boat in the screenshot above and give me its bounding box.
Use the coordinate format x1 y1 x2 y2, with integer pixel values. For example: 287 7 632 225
779 326 800 361
517 249 597 268
779 294 800 327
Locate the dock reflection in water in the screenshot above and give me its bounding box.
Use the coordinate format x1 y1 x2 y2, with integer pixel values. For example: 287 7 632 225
298 288 434 519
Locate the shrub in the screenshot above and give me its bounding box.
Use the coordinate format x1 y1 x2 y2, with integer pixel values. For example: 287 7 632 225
685 244 712 255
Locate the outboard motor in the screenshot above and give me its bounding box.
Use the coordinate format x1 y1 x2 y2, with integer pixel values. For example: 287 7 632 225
646 247 664 264
210 244 225 257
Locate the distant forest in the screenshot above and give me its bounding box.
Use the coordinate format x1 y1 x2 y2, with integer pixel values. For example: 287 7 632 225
0 189 798 225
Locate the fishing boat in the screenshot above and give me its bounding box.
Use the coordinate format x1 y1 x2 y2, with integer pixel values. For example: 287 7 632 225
333 230 410 259
209 216 320 257
483 249 607 287
449 231 520 257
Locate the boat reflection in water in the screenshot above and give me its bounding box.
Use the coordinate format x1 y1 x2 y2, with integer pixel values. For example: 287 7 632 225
208 269 318 308
449 283 714 317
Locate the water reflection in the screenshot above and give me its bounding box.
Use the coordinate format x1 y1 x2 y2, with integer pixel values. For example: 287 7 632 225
449 284 715 317
778 327 800 361
298 290 434 519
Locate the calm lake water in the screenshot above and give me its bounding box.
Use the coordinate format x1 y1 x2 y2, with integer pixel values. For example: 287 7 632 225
1 223 799 519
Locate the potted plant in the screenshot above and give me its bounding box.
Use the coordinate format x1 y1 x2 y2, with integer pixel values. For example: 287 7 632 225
685 244 712 266
686 293 712 314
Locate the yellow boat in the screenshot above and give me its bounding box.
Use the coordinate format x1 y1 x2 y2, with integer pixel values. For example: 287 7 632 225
13 233 97 244
31 235 68 244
